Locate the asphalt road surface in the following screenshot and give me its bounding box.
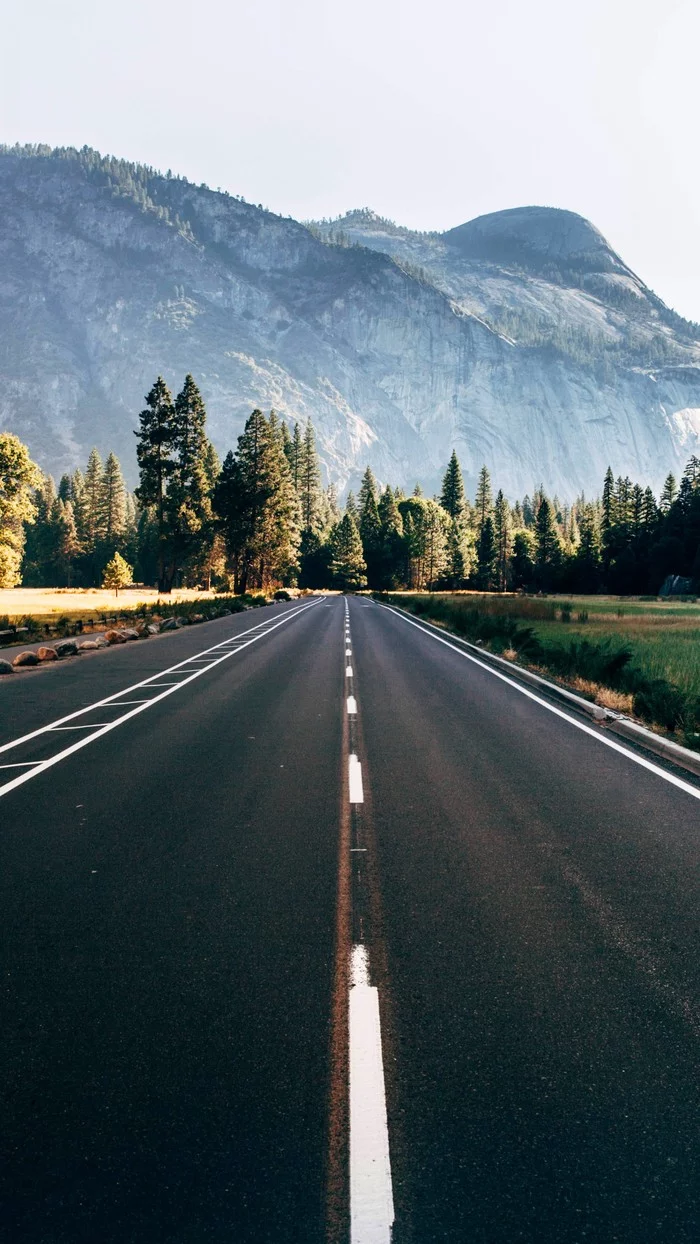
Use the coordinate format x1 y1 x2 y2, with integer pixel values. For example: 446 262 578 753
1 596 698 1243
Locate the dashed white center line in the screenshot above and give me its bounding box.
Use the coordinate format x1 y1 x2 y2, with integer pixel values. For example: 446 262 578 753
349 944 394 1244
347 696 357 715
346 665 354 678
346 648 352 657
348 754 364 803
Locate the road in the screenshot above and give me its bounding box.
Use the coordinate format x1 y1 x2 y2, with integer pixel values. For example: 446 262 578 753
1 596 698 1242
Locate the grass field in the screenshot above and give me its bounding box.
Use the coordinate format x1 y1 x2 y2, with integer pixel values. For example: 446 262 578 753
380 592 700 740
0 587 223 625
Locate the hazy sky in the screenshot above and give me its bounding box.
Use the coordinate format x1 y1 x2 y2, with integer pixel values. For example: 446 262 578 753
3 0 699 318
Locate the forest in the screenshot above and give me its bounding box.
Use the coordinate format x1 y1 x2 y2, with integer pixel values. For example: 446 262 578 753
2 373 700 598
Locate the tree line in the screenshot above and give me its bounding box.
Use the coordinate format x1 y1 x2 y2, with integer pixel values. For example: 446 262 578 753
2 375 700 595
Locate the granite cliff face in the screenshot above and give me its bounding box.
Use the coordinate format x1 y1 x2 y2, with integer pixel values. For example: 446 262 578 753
1 146 699 498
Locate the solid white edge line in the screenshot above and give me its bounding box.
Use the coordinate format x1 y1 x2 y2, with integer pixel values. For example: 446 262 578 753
0 601 318 760
375 602 700 804
349 943 394 1244
0 601 321 798
349 754 364 803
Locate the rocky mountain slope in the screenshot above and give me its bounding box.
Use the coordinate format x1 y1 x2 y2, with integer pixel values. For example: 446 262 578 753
1 145 699 498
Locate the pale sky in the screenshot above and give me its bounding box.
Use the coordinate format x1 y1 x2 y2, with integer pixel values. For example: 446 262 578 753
2 0 699 320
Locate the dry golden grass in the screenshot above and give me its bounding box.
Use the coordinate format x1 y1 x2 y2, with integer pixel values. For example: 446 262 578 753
0 586 220 623
569 677 635 713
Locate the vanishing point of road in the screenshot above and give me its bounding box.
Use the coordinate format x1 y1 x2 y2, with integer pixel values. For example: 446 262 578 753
1 596 698 1242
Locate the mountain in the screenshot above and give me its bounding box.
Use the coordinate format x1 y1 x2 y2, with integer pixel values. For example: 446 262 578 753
1 144 700 498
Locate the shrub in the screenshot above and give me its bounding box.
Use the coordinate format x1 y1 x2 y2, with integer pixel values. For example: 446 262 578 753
632 680 694 733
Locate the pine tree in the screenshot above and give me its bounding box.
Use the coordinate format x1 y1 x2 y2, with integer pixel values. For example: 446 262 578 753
70 468 87 544
511 529 536 589
259 421 301 586
100 451 127 544
164 374 212 587
102 551 133 596
215 410 301 591
574 504 602 592
493 490 512 591
202 439 221 489
358 466 381 586
475 465 492 533
280 419 293 466
601 466 615 572
398 497 449 588
213 451 246 592
55 499 82 586
440 451 466 520
83 447 105 553
345 491 358 522
475 517 497 590
329 514 367 590
57 474 72 503
444 520 468 588
377 485 404 588
534 498 562 590
134 376 176 590
299 421 323 532
289 422 303 493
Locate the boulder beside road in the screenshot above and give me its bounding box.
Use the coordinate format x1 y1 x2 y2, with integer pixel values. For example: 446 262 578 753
54 640 80 657
12 650 40 667
104 630 127 645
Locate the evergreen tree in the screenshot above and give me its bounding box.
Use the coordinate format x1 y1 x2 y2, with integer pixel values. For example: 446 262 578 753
398 497 449 588
70 468 87 544
475 517 497 590
100 451 127 544
134 376 176 591
444 519 468 588
345 490 358 522
57 473 72 503
534 498 562 590
214 409 301 591
83 447 105 553
377 485 405 588
358 466 382 586
475 465 492 533
202 439 221 489
164 374 212 587
329 513 367 590
299 421 323 532
440 451 466 520
601 466 615 573
493 490 512 591
574 504 602 592
289 422 303 493
212 451 247 592
54 499 82 586
511 529 536 589
102 551 133 596
280 419 293 466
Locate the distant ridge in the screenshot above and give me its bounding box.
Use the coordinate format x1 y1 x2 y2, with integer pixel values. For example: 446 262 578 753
1 142 700 496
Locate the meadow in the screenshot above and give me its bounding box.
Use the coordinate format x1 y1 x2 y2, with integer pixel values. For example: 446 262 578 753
0 586 223 627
